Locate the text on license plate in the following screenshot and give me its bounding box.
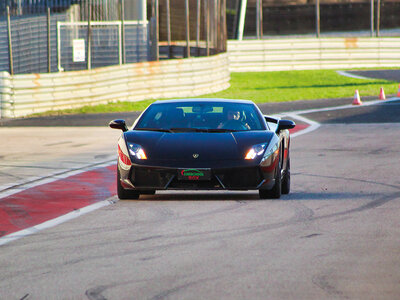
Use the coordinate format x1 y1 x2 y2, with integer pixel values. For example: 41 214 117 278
178 168 211 181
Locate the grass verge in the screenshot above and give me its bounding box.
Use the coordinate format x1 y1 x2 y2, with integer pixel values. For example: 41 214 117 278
33 69 398 116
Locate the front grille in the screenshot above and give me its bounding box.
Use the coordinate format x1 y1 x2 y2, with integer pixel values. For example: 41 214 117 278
215 167 263 189
132 167 174 188
168 176 222 189
131 166 263 190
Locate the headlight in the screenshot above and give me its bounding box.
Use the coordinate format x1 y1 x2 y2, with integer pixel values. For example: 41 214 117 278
245 143 267 160
264 142 279 158
128 143 147 160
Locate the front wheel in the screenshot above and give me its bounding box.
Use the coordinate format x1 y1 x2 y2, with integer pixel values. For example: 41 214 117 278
259 171 281 199
117 169 140 200
281 157 290 195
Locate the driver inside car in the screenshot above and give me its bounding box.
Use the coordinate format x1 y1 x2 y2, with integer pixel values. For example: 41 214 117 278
218 109 250 130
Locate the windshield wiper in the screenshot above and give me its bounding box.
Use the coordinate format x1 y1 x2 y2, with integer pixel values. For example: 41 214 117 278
135 128 172 133
170 127 197 132
170 128 209 133
170 128 239 133
206 128 238 133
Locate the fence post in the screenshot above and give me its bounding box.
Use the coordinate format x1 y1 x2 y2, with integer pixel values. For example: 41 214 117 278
222 0 227 52
256 0 262 39
376 0 381 37
0 72 13 119
120 0 126 64
151 0 159 61
87 0 92 70
166 0 171 58
196 0 201 56
6 6 14 75
316 0 320 38
237 0 247 40
205 0 209 55
185 0 190 58
370 0 374 37
47 6 51 73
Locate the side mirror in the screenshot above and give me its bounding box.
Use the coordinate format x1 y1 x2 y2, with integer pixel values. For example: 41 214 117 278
276 119 296 133
109 119 128 132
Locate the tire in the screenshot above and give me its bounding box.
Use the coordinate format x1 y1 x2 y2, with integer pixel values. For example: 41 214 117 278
281 156 290 195
259 151 282 199
117 169 140 200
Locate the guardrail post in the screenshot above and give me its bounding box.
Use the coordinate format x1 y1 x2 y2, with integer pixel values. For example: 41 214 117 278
0 72 13 119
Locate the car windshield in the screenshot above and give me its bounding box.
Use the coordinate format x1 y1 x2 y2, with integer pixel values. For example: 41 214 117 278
135 102 265 131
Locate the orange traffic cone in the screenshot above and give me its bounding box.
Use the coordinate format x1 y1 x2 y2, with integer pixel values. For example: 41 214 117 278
397 84 400 97
379 87 386 100
352 90 362 105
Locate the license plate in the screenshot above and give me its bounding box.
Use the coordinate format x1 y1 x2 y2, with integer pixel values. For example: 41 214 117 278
178 168 211 181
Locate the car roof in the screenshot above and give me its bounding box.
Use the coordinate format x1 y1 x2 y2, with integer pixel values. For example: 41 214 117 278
152 98 255 105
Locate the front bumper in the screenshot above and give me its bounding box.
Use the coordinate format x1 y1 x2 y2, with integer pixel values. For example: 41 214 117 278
119 163 276 191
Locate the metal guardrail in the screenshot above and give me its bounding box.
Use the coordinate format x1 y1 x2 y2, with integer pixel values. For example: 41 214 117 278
228 38 400 71
0 53 230 118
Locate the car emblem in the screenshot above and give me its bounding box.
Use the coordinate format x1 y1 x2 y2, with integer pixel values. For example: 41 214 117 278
193 153 199 158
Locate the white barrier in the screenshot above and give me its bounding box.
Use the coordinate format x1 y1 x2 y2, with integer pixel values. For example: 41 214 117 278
0 53 230 118
0 72 12 118
228 38 400 72
3 38 399 118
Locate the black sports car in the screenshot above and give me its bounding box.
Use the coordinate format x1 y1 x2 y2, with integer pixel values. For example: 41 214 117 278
110 99 295 199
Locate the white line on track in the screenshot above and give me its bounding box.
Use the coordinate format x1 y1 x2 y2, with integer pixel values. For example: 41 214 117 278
280 97 400 117
0 197 117 246
287 114 321 138
1 97 399 246
336 70 372 80
0 159 115 199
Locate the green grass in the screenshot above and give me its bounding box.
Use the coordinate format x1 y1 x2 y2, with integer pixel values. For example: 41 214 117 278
33 69 398 116
203 70 398 103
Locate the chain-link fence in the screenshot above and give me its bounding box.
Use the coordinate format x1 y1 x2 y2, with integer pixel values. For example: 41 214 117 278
0 12 68 74
1 0 227 74
149 0 227 60
0 1 118 20
243 0 400 38
58 20 149 71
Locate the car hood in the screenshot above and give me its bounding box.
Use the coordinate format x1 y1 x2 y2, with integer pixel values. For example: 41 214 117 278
124 130 274 162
